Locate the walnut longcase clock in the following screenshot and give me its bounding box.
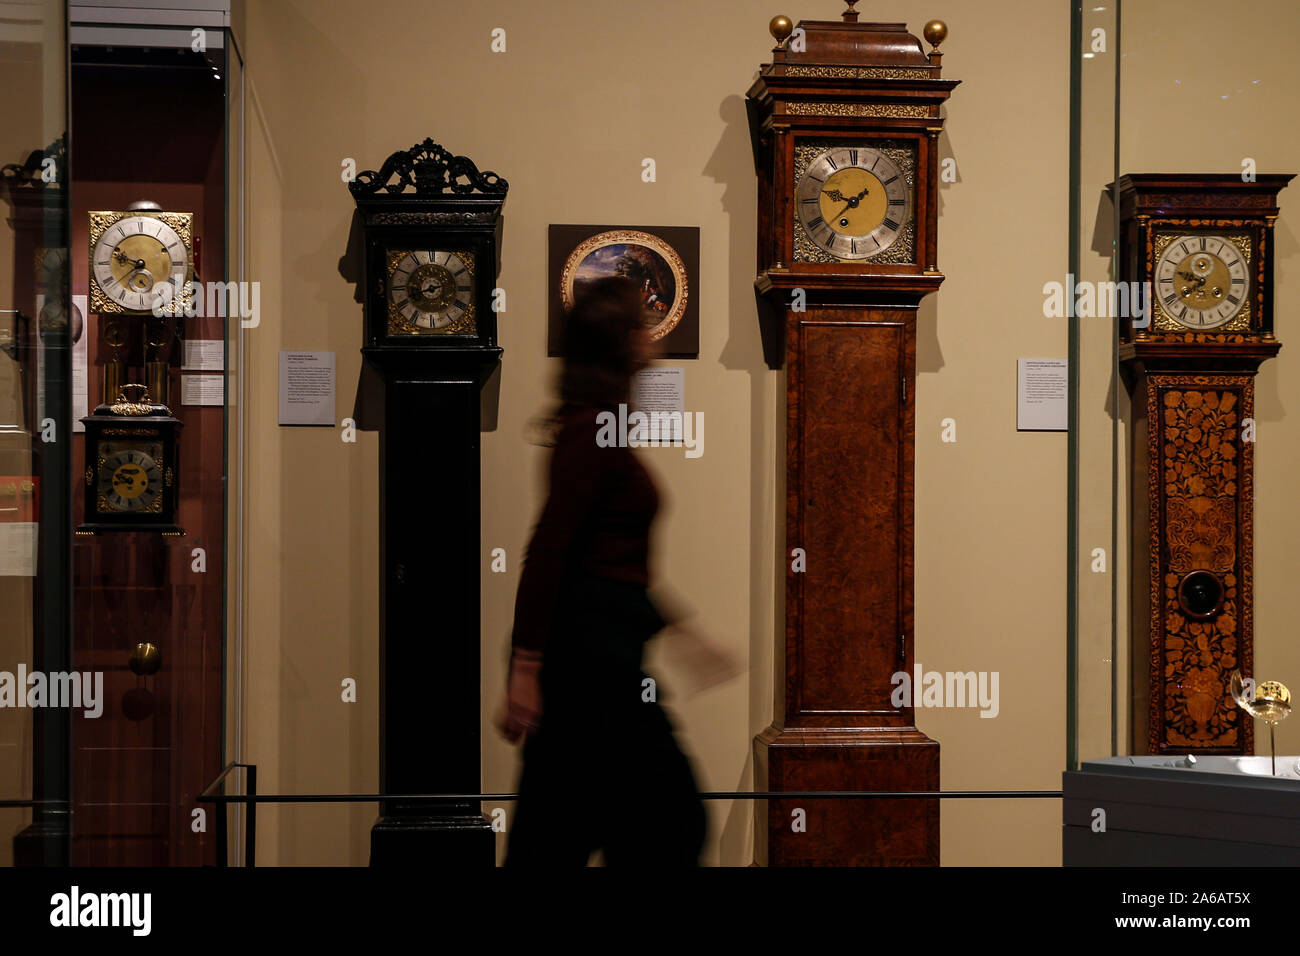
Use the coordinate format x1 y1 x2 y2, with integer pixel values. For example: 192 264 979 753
748 3 957 866
1117 173 1293 755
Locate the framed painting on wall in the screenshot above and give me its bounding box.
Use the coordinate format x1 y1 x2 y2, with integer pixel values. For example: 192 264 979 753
547 224 700 358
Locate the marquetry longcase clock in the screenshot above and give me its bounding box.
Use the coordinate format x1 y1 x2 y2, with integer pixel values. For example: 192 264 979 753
748 3 957 866
1118 174 1292 756
349 139 507 867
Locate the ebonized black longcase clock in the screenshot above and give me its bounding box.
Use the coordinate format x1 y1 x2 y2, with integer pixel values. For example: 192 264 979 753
349 139 507 867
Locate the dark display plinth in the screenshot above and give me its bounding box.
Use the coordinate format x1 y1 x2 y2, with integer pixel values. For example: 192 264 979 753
1064 756 1300 866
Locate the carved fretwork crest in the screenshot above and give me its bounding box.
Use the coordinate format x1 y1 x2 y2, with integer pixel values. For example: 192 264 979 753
348 138 508 199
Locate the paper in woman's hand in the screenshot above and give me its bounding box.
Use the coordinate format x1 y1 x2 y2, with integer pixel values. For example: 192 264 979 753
656 621 743 696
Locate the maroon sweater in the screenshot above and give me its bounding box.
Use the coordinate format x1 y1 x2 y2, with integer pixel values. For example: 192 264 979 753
510 402 662 654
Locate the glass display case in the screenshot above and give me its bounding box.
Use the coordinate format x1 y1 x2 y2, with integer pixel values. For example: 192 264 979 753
0 0 245 866
1071 0 1300 767
6 0 1297 873
1067 1 1300 864
0 0 70 869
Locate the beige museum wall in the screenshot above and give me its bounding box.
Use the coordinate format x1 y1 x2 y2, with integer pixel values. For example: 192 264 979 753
1114 0 1300 757
236 0 1069 866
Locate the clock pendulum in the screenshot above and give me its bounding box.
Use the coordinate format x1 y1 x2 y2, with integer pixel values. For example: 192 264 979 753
102 320 126 407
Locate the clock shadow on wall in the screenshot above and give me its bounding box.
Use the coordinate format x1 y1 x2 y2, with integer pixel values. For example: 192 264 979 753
338 212 503 432
918 129 956 377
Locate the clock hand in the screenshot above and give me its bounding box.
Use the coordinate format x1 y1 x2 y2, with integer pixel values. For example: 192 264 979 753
113 247 147 271
826 185 873 224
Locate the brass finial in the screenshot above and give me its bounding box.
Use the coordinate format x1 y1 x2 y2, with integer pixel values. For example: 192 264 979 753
843 1 859 22
769 15 793 43
924 19 948 51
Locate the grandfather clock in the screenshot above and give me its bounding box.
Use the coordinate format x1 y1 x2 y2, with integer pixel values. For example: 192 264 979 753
748 3 957 865
1118 173 1293 755
349 139 507 866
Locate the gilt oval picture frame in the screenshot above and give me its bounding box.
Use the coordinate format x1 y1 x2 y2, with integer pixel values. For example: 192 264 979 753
559 229 689 342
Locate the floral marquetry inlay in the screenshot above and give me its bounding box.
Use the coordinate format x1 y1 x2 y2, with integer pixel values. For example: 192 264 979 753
1150 379 1254 751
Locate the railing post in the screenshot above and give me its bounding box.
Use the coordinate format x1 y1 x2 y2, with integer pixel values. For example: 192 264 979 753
215 787 228 868
246 765 257 868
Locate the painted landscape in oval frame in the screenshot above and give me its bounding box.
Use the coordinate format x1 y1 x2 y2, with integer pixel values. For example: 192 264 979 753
547 224 700 358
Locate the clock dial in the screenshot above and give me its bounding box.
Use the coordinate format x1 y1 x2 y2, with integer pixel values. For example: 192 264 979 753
387 250 476 333
796 146 910 259
91 214 191 313
96 442 164 514
1154 234 1249 330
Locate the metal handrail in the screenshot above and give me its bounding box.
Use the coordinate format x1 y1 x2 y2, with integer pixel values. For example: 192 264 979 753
197 760 1062 867
198 763 256 867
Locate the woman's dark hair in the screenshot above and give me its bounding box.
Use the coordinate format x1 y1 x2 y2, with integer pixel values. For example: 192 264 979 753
528 276 646 445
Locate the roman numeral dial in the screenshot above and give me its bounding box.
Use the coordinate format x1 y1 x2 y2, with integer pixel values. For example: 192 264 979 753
96 444 164 514
1153 233 1250 330
795 146 911 259
89 211 193 314
386 250 476 334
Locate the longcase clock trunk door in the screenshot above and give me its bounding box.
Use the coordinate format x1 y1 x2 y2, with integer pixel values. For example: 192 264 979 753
787 311 914 725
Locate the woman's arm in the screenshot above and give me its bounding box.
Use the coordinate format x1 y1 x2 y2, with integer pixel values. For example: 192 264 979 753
508 410 605 654
497 409 605 743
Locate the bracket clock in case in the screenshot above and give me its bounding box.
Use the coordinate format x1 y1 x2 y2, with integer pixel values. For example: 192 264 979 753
1117 173 1293 756
78 384 181 535
349 138 507 867
747 2 957 866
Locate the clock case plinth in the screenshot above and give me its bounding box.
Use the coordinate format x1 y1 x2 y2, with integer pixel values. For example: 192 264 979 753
748 13 957 866
350 141 507 867
1116 173 1293 756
